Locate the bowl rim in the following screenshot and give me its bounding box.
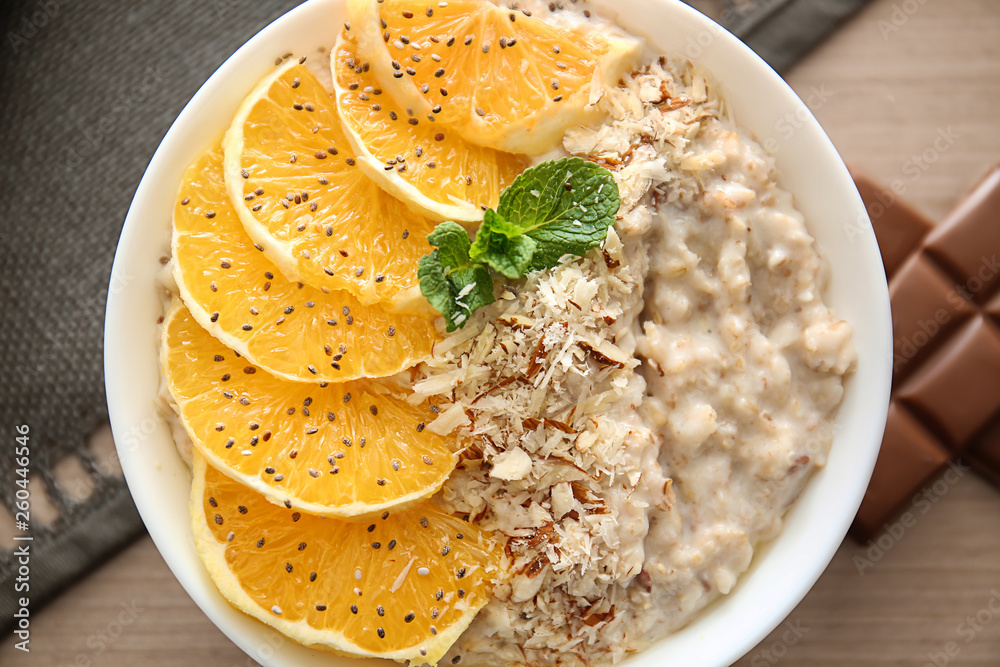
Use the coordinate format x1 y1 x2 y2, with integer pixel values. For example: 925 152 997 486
105 1 892 665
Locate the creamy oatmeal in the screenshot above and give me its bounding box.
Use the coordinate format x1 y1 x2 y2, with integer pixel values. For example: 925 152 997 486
411 52 856 667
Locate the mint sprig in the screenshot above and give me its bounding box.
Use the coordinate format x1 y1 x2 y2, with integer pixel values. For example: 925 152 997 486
469 209 537 279
417 222 497 332
496 158 622 270
419 157 620 331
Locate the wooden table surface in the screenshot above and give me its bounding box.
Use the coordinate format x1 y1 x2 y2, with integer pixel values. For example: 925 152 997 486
4 0 1000 664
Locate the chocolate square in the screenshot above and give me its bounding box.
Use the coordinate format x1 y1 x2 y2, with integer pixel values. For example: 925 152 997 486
965 419 1000 488
896 315 1000 450
852 169 934 278
889 253 976 384
924 166 1000 304
852 402 950 540
987 290 1000 325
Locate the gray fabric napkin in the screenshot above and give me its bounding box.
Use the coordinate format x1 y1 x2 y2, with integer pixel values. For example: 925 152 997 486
0 0 301 633
719 0 874 72
0 0 869 635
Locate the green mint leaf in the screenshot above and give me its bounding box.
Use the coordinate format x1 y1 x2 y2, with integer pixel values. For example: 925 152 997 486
443 264 495 330
496 157 620 271
417 253 455 326
418 222 496 332
426 221 474 270
469 209 537 279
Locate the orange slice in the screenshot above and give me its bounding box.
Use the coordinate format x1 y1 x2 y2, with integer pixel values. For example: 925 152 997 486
223 60 438 309
172 144 438 383
162 301 457 517
333 30 530 222
191 451 502 663
348 0 642 155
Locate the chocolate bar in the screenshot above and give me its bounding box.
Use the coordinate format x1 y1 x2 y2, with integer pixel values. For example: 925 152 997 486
851 165 1000 540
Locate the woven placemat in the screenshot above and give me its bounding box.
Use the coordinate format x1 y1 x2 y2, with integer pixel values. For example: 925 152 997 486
0 0 869 634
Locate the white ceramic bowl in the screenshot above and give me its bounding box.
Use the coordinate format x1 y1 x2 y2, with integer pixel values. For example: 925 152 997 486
105 0 892 664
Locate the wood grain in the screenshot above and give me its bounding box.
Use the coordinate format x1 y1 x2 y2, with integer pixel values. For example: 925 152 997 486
3 0 999 664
